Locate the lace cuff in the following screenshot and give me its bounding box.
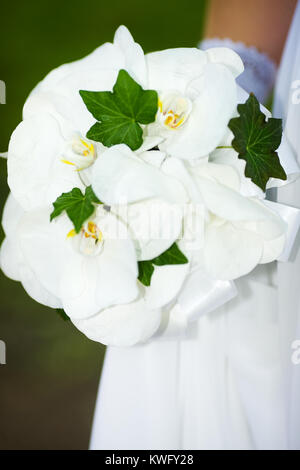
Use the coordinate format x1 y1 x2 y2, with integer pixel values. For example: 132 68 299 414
199 38 277 104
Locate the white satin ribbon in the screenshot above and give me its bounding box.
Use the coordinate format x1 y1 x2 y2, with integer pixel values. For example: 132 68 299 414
264 200 300 262
158 270 238 338
177 268 237 322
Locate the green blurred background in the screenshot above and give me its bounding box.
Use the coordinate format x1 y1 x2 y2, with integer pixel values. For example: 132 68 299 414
0 0 207 449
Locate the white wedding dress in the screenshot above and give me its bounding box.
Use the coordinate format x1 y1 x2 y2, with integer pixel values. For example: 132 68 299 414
90 2 300 450
274 0 300 450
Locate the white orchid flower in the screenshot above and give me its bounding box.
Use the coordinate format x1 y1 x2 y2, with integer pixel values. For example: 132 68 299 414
7 26 150 212
2 199 139 318
92 144 188 205
92 144 189 260
73 260 189 346
196 175 287 280
145 46 244 160
24 25 147 120
7 113 106 211
0 194 189 346
161 156 287 280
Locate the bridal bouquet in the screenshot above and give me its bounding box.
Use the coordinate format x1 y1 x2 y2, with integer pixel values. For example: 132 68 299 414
1 27 300 346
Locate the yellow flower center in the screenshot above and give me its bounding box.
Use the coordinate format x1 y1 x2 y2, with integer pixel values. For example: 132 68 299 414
61 136 96 171
157 93 192 130
83 221 103 241
67 221 103 256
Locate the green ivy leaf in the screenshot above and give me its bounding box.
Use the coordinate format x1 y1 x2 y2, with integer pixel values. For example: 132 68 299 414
151 242 188 266
138 261 155 287
80 69 158 151
138 243 188 287
228 93 287 191
55 309 70 322
50 186 101 233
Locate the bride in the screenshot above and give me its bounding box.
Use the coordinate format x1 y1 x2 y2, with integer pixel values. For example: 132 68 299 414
90 0 300 450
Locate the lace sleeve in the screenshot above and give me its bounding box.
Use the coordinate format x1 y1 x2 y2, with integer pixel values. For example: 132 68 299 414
199 38 277 104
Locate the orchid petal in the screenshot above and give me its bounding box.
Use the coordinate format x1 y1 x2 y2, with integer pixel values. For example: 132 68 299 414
159 64 237 159
204 222 263 280
8 114 83 211
92 144 188 205
73 292 162 347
